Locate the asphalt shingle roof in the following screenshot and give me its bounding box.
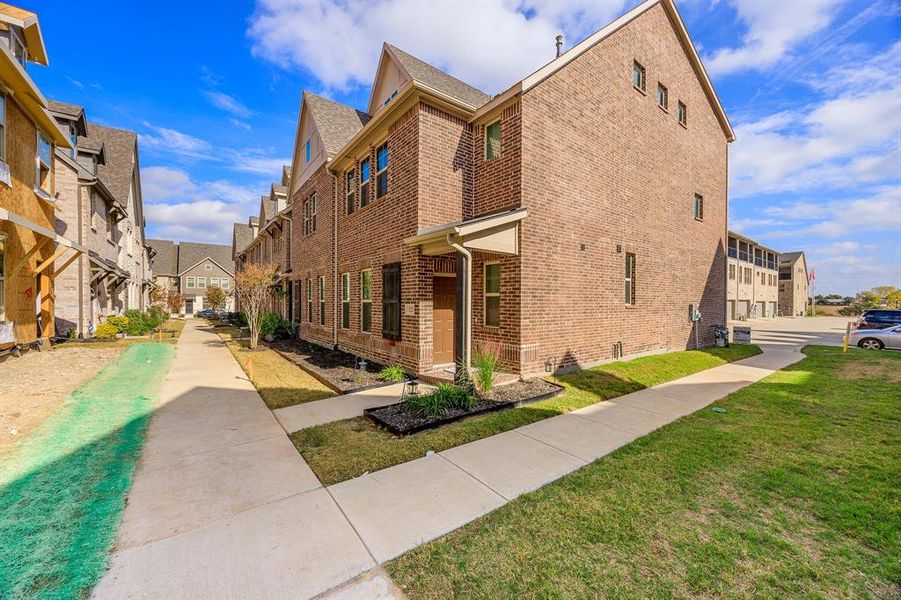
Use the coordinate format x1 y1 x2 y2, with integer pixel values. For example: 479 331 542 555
89 124 138 209
259 196 278 226
387 44 491 109
232 222 253 258
48 99 84 119
177 242 235 275
147 239 178 275
780 251 803 263
305 93 370 157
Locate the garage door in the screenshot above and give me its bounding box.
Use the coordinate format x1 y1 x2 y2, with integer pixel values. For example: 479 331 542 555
728 300 736 320
757 301 766 318
769 302 777 318
736 300 749 320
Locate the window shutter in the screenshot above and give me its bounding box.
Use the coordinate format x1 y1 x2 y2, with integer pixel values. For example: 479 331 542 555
382 262 401 340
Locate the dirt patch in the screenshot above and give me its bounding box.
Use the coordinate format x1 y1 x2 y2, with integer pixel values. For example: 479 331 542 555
837 359 901 383
269 339 387 392
0 345 123 456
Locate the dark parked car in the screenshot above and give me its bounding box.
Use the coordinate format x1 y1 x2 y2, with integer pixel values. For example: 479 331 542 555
857 309 901 330
196 309 220 319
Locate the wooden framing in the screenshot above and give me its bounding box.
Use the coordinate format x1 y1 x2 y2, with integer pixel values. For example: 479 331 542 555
34 245 69 274
10 236 49 275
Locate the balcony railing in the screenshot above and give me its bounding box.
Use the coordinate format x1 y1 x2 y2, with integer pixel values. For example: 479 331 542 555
728 247 737 258
738 251 750 262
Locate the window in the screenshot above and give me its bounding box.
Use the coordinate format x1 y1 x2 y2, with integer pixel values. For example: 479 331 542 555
728 264 735 280
382 262 401 340
360 158 371 208
341 272 350 329
633 61 646 92
484 262 500 327
198 277 207 289
361 269 372 333
0 233 6 321
376 143 389 199
221 278 230 289
693 194 704 220
657 83 668 110
303 193 318 235
624 253 636 305
106 208 115 241
12 33 25 67
211 278 219 287
0 94 6 162
485 120 501 160
36 133 52 192
205 263 212 270
346 168 355 214
678 101 687 126
292 281 301 322
187 277 195 288
307 278 313 322
304 138 311 162
318 276 326 326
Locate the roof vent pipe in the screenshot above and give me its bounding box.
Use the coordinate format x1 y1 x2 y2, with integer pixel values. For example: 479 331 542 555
555 35 563 58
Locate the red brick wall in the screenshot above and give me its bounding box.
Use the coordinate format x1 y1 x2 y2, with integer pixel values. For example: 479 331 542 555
473 102 522 218
518 3 728 373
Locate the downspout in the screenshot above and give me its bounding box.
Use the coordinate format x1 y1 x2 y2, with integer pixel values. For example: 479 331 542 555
447 233 471 371
331 172 339 348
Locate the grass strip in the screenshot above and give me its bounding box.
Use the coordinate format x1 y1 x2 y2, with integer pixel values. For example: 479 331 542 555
294 344 761 485
387 346 901 598
0 343 174 600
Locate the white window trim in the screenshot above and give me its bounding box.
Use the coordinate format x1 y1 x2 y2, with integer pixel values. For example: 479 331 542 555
657 83 668 110
187 277 195 288
484 261 500 327
361 269 372 333
484 120 502 160
205 263 212 271
693 194 703 221
198 277 207 289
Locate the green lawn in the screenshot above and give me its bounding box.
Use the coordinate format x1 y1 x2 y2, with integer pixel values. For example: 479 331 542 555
216 326 333 410
0 343 174 600
293 344 761 485
387 346 901 598
63 318 186 348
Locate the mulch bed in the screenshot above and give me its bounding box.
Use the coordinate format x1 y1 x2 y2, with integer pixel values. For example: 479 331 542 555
365 378 564 435
268 339 389 393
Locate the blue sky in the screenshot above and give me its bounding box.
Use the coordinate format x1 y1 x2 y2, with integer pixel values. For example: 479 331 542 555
29 0 900 295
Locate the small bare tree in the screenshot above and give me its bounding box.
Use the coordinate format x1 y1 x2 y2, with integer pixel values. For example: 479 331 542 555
235 263 276 349
150 287 168 311
205 285 228 314
167 290 185 316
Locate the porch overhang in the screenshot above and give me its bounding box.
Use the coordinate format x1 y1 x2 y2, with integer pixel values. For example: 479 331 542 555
0 207 87 254
404 208 527 256
1 207 87 277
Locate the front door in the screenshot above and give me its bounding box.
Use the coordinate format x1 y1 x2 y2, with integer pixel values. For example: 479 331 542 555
432 277 456 365
185 299 194 315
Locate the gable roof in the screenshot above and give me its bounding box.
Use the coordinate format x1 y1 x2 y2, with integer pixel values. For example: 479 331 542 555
89 124 138 208
384 44 491 110
232 222 253 258
304 92 371 158
147 238 178 275
780 251 803 263
177 242 234 276
281 164 291 186
504 0 733 142
259 195 277 226
0 3 48 65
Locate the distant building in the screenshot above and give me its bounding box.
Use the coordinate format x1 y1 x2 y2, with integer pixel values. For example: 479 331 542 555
778 251 809 317
147 240 235 315
726 231 779 320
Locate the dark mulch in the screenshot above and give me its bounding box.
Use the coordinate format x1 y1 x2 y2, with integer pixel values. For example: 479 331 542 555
366 378 563 435
269 339 388 393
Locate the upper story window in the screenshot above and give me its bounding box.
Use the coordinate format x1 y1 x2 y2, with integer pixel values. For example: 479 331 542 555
198 277 207 289
12 33 26 68
0 94 6 162
383 89 398 107
36 133 52 193
205 263 212 271
221 278 230 289
304 138 311 163
187 277 195 288
485 120 501 161
633 61 646 92
376 143 389 199
303 193 318 235
657 83 668 110
624 253 636 306
693 194 703 221
346 168 356 214
360 157 371 208
211 277 219 287
68 124 77 157
678 101 687 126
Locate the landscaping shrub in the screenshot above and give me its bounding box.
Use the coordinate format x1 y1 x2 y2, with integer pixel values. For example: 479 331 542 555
94 324 119 339
123 309 146 335
105 316 129 333
472 345 499 395
260 312 280 337
404 383 474 417
227 311 248 327
144 306 167 330
380 365 406 382
274 316 297 339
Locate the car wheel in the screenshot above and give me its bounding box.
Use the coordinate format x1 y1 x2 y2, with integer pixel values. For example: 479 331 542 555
858 338 884 350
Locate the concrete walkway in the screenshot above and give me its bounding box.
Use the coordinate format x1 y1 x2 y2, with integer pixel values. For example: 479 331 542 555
94 317 837 598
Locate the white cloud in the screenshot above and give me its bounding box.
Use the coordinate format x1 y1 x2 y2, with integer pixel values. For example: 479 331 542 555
204 90 254 118
705 0 843 76
759 188 901 239
248 0 626 94
139 123 211 159
229 118 252 131
142 166 197 202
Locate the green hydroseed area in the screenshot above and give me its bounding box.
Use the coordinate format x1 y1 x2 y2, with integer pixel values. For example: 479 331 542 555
0 343 174 600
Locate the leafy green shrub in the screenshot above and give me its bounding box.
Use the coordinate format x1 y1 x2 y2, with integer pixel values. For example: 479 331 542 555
106 315 129 333
404 383 474 418
94 324 119 339
123 309 146 335
260 313 280 336
144 306 167 330
274 317 297 339
838 305 864 317
472 345 498 395
380 365 406 382
227 311 248 327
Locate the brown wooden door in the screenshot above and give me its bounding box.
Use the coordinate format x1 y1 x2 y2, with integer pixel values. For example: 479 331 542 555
432 277 456 365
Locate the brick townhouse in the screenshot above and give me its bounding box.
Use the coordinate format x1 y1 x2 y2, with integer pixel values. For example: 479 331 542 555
49 101 152 337
726 231 780 320
0 4 87 352
239 0 734 377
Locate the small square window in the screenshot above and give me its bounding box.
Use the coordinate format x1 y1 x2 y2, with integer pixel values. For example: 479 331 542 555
205 263 212 270
485 120 501 160
657 83 668 110
678 101 687 126
633 61 646 92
